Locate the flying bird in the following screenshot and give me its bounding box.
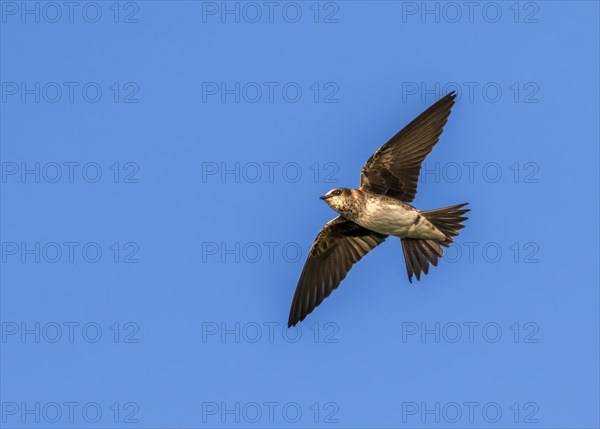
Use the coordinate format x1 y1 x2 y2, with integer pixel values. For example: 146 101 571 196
288 92 469 327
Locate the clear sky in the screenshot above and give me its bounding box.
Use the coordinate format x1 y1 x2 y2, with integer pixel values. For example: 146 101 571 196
1 1 599 428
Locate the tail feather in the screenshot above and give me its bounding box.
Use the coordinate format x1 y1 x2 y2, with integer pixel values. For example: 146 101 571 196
422 203 469 247
401 203 469 283
401 239 442 282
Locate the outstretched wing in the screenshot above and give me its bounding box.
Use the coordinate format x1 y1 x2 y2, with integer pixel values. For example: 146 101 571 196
288 216 387 327
360 92 457 202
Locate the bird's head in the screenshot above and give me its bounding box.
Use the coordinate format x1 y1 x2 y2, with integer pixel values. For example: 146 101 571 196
319 188 355 213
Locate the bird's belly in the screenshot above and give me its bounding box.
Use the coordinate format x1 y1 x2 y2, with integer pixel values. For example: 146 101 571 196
355 202 418 236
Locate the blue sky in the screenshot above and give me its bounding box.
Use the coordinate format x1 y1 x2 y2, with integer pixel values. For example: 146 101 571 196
1 1 599 428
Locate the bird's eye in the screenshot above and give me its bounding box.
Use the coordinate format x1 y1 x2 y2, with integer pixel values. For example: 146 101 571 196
333 190 341 196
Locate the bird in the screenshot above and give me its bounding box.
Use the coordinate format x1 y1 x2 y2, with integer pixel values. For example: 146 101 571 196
288 92 469 327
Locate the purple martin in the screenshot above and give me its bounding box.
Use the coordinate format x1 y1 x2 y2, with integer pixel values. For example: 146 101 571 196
288 92 469 327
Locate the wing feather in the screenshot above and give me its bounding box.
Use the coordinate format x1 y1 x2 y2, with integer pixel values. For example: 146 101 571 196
288 216 387 327
360 92 457 202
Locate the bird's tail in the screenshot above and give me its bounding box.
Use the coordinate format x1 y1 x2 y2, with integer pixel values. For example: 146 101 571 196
401 203 469 283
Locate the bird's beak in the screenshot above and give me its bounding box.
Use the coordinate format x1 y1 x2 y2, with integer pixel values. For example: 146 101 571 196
320 195 330 200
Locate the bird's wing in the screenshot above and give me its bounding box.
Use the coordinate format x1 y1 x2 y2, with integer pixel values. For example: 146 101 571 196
288 216 387 327
359 92 457 202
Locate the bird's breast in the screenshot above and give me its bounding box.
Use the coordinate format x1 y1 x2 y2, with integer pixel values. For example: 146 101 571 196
354 199 419 236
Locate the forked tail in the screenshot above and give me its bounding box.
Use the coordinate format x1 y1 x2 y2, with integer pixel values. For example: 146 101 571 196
401 203 469 283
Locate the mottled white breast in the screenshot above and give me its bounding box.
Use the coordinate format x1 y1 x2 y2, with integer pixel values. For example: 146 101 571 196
355 199 419 236
354 197 446 240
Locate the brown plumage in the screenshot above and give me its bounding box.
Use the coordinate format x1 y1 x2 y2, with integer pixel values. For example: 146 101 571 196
288 93 469 327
